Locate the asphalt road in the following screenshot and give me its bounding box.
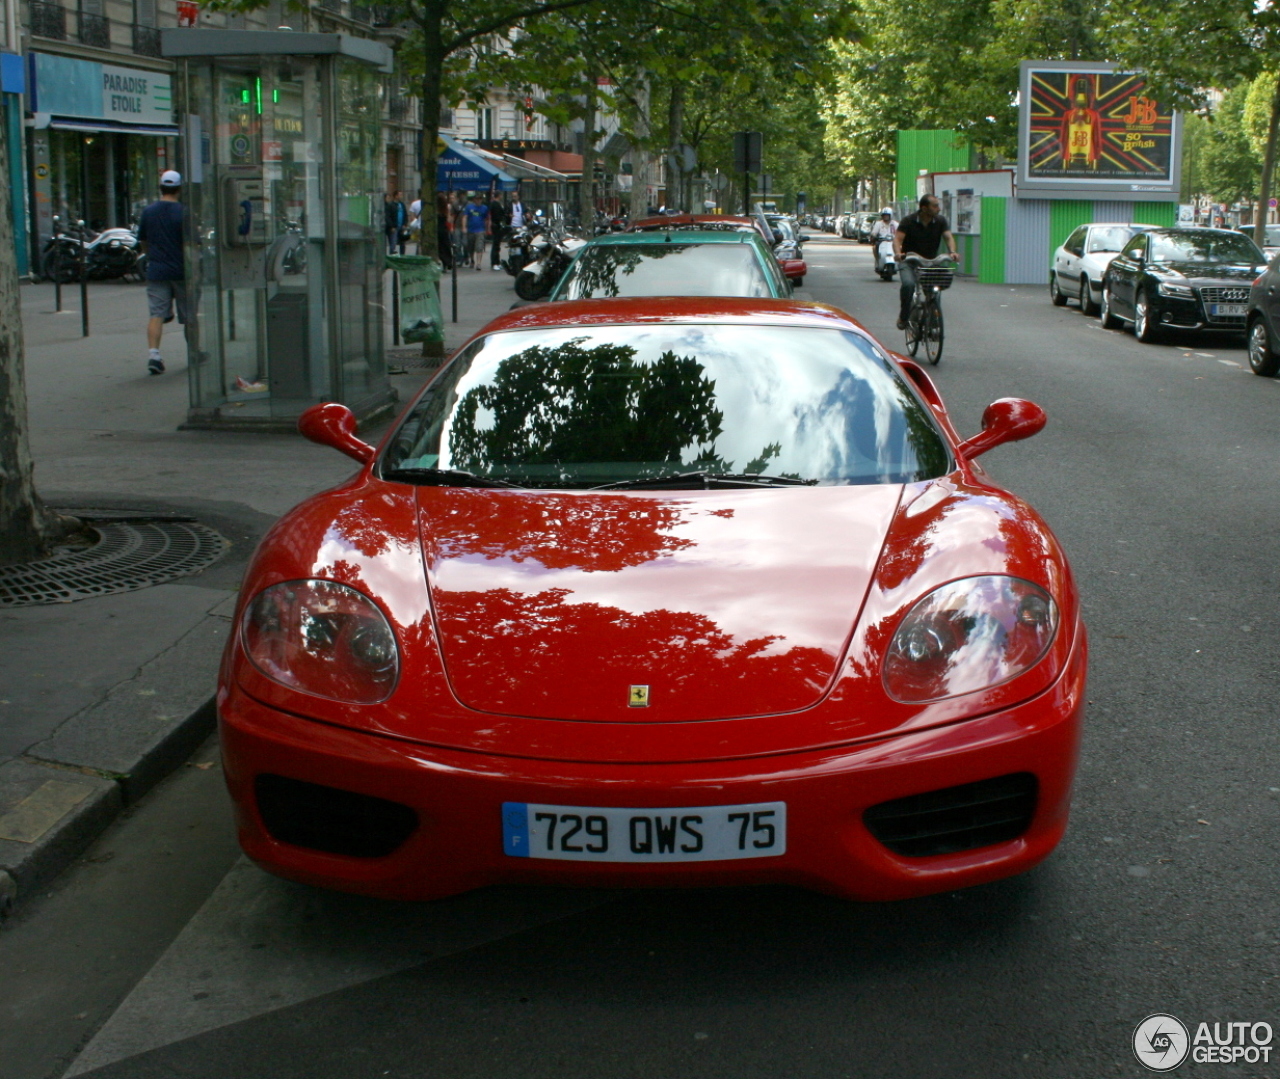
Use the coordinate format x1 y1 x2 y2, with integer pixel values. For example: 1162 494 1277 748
4 234 1278 1079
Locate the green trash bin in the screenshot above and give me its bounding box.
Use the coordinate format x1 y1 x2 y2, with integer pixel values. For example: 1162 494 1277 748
386 255 445 345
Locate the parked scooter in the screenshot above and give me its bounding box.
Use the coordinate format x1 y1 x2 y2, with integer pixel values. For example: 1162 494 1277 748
501 223 540 277
875 238 897 281
514 228 587 301
39 217 143 283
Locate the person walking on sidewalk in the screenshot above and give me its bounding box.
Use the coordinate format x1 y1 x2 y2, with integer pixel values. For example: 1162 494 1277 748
488 194 508 270
137 170 187 376
462 192 489 270
384 190 408 255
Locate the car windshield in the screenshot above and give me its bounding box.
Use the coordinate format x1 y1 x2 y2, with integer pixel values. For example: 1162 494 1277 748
382 323 951 489
1149 233 1262 265
1087 226 1139 254
552 242 772 300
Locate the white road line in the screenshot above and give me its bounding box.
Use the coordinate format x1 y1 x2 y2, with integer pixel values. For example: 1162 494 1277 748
65 858 609 1076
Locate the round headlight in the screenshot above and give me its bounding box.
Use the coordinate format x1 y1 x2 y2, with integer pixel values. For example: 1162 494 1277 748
241 579 399 703
883 576 1059 703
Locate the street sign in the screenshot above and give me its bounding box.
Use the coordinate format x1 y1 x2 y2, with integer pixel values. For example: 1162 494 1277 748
733 132 762 174
1270 198 1278 209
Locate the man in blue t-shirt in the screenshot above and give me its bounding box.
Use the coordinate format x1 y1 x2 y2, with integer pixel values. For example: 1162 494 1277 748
462 193 489 270
137 170 187 375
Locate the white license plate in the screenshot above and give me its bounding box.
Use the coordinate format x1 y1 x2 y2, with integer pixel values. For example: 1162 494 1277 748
502 800 787 862
1210 303 1247 316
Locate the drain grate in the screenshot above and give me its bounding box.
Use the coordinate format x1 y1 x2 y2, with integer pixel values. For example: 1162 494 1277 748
0 516 228 607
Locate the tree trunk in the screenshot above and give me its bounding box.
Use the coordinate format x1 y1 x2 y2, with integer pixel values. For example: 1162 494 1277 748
667 81 684 212
0 112 71 565
578 81 597 229
628 75 651 219
417 19 446 262
1255 72 1280 249
415 4 447 361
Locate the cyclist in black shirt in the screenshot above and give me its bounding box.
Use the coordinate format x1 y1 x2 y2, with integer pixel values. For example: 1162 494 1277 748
894 194 957 329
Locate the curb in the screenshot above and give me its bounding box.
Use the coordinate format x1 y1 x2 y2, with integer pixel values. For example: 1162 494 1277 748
0 601 231 918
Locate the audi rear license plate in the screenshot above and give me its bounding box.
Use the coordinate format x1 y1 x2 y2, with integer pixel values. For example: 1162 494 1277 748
502 801 787 862
1210 303 1247 317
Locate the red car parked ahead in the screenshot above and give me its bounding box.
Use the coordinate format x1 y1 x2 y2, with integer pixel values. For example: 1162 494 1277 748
220 297 1086 903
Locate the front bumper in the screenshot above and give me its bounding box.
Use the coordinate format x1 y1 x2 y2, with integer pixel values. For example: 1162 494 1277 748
220 633 1086 903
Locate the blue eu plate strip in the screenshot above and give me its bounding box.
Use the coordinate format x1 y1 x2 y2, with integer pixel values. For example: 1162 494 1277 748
502 802 530 857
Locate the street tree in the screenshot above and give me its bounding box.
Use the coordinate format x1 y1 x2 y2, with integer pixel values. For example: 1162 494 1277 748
493 1 855 216
1103 0 1280 246
0 130 78 566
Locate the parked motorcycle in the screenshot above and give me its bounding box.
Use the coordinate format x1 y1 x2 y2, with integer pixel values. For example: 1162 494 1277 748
501 224 540 278
514 229 587 301
875 238 897 281
39 217 143 284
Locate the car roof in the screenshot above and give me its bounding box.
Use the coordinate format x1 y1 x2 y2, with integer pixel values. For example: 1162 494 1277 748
470 296 869 337
1084 222 1156 229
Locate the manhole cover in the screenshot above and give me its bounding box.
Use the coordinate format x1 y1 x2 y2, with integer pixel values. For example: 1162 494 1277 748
0 516 228 607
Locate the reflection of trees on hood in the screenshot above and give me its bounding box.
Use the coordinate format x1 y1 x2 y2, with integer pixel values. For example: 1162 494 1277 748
434 587 836 718
449 338 724 471
428 489 698 572
565 244 703 298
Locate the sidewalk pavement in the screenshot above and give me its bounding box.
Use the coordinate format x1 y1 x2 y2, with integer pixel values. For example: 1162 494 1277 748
0 259 523 917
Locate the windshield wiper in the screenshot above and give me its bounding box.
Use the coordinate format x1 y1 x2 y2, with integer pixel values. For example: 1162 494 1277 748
593 471 817 490
381 467 522 489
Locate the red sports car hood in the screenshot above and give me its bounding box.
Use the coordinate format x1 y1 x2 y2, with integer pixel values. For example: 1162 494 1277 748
418 485 904 722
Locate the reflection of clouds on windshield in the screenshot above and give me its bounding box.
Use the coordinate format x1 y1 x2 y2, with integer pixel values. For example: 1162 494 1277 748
401 323 948 484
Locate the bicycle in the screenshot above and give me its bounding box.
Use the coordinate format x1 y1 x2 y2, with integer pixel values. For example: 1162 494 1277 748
902 254 955 365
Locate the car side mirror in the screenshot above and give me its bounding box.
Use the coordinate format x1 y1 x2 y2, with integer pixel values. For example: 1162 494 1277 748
956 398 1046 460
298 402 376 464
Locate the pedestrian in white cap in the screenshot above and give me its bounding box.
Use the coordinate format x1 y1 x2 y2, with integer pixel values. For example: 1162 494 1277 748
137 170 186 375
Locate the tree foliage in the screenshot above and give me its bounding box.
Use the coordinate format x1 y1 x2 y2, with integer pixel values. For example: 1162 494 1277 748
823 0 1107 176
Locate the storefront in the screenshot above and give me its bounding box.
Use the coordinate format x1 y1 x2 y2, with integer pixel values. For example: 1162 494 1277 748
26 51 178 254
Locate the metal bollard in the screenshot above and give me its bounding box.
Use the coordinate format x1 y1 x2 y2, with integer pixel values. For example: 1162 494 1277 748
78 226 89 337
392 269 400 346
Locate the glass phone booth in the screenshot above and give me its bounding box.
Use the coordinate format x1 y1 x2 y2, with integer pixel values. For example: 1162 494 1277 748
162 31 394 430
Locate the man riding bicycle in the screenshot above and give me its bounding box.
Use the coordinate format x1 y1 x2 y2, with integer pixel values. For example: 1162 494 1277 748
894 194 958 329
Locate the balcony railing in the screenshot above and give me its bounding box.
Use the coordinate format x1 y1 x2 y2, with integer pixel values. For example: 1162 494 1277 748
30 1 68 39
78 10 110 47
132 22 161 56
388 96 411 122
316 0 341 11
369 5 400 26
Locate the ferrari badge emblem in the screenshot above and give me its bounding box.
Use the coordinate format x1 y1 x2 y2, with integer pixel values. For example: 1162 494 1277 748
629 685 650 708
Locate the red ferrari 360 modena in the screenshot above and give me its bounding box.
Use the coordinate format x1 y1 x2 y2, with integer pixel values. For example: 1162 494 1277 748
219 297 1086 902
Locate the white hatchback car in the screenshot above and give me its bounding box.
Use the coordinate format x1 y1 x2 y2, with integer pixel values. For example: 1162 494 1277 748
1050 223 1158 315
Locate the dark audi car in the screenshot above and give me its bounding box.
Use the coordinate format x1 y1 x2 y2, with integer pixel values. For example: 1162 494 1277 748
1100 228 1266 343
1246 255 1280 376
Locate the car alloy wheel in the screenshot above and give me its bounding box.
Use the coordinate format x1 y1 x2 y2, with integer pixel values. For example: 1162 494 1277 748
1100 284 1121 329
1134 291 1159 343
1079 277 1098 316
1050 273 1068 306
1248 318 1280 377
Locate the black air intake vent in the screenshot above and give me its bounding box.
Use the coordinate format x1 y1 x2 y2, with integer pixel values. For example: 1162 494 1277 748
255 774 418 858
864 773 1038 857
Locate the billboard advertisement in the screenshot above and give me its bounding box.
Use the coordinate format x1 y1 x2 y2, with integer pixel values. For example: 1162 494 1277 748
1017 61 1180 200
